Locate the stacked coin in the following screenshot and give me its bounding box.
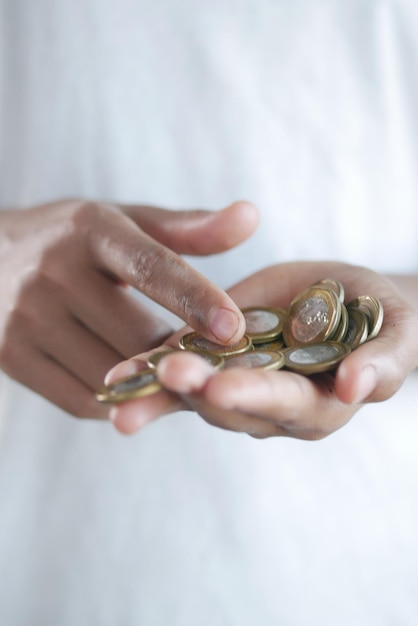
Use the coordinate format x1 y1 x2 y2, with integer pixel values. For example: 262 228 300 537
96 279 384 403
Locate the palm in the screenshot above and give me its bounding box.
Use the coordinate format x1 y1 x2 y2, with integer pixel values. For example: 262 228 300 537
108 261 418 439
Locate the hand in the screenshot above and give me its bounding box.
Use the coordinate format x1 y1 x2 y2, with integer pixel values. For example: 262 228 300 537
0 199 258 418
107 261 418 439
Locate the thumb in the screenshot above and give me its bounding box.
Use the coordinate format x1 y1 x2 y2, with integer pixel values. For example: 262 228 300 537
335 306 418 405
119 200 259 255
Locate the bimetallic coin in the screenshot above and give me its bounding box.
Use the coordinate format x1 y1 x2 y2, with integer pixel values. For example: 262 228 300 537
283 287 342 347
330 303 349 343
179 332 253 357
312 278 345 302
343 308 369 349
147 349 178 368
223 350 285 371
282 342 351 375
254 338 285 351
347 295 384 341
147 349 224 370
96 368 161 404
241 306 286 344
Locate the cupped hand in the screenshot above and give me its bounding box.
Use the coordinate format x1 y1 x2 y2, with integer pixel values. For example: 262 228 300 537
107 261 418 439
0 199 258 418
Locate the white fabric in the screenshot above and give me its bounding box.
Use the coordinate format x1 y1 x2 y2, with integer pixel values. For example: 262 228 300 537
0 1 417 624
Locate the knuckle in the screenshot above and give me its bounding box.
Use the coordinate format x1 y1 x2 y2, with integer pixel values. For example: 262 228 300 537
58 200 117 242
66 200 102 230
131 245 172 292
178 287 199 321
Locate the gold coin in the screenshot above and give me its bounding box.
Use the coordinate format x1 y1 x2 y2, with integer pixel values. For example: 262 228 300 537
179 332 253 357
343 308 369 349
347 295 384 341
282 342 351 375
241 306 286 344
312 278 345 302
223 349 285 371
283 287 342 347
147 349 224 370
96 368 161 404
330 303 349 343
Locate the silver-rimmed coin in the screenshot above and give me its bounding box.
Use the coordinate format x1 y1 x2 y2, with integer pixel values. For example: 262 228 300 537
241 306 286 344
330 303 349 343
343 308 369 349
179 332 253 357
96 368 161 404
223 349 285 371
147 349 224 370
283 287 342 347
347 295 384 341
282 342 351 375
312 278 345 302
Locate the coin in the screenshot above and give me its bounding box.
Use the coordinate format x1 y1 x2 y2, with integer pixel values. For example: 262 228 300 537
223 350 285 371
147 349 224 370
96 368 161 404
347 295 384 341
312 278 345 302
282 342 351 375
253 338 285 351
241 306 286 344
343 308 369 349
283 287 342 346
330 303 349 343
179 332 253 356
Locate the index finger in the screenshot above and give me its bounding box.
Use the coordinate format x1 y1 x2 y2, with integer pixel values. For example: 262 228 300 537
90 208 246 344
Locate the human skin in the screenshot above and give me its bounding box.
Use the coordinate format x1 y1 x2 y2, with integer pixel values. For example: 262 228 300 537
107 261 418 440
0 199 259 418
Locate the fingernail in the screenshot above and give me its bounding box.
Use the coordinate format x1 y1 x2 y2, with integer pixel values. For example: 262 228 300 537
354 365 377 403
209 307 241 343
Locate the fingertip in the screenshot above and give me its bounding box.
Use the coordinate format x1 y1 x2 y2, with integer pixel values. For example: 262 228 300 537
104 359 144 385
109 404 152 434
157 351 215 394
227 200 260 227
335 359 377 404
208 306 246 345
220 200 259 244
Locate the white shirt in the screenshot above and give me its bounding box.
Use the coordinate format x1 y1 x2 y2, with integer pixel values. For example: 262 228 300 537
0 1 417 624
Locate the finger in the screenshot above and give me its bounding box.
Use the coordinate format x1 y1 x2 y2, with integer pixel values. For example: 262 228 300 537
67 269 173 357
109 391 184 435
3 342 109 419
183 394 286 438
155 352 346 440
156 351 287 437
91 209 246 344
335 286 418 404
30 312 125 390
120 200 259 255
201 368 355 440
104 357 184 435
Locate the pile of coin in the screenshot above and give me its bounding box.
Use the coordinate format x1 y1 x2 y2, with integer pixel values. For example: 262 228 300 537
96 278 384 404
